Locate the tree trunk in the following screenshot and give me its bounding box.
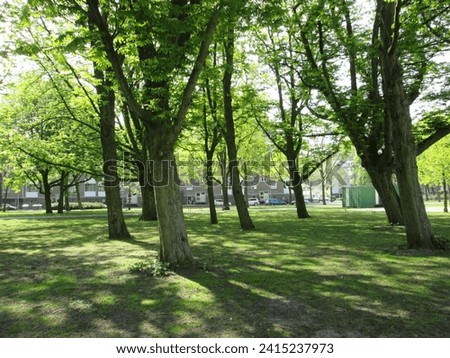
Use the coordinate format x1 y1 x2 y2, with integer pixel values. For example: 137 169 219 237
64 193 70 212
219 149 230 211
443 176 448 213
150 151 194 266
365 164 403 225
379 0 437 249
140 182 157 221
288 159 310 218
57 186 65 214
206 158 218 224
57 171 67 214
2 185 9 212
41 170 53 214
95 68 131 240
223 26 255 230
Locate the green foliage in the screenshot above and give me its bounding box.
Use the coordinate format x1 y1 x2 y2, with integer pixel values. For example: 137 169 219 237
418 136 450 186
0 70 101 190
129 259 172 277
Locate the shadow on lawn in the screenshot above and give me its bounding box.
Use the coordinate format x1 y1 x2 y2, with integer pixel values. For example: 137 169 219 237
177 213 450 337
1 210 449 338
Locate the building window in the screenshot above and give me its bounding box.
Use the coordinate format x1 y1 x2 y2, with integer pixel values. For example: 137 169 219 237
97 182 105 197
25 185 39 198
84 179 97 197
85 183 96 192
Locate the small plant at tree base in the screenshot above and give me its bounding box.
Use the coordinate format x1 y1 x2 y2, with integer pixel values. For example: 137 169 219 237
129 259 172 277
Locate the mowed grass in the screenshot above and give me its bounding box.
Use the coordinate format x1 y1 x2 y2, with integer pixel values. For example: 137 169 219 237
0 206 449 338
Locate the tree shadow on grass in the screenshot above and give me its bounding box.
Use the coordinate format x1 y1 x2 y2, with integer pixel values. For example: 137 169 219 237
177 212 450 337
1 209 449 338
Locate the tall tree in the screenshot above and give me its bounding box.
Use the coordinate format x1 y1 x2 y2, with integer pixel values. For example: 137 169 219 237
291 0 448 249
222 23 256 230
93 66 131 238
0 71 101 213
293 0 403 225
253 23 342 218
84 0 220 265
378 0 440 249
4 1 132 236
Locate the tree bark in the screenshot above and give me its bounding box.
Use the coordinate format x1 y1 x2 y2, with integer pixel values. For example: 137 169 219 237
2 185 9 212
95 68 131 240
57 171 67 214
150 149 194 266
223 27 255 230
379 0 437 249
87 0 218 262
140 181 157 221
41 170 53 214
288 159 310 218
134 144 158 222
443 176 448 213
206 158 218 224
219 149 230 211
364 163 403 225
57 185 64 214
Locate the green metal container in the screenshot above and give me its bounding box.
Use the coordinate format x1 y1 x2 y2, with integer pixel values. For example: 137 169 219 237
342 186 376 208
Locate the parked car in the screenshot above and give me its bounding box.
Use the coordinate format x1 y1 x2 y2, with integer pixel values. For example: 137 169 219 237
266 198 287 205
214 199 231 206
248 198 260 206
291 199 310 205
4 203 17 210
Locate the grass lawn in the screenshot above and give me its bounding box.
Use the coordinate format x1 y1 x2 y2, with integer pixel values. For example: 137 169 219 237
0 206 449 338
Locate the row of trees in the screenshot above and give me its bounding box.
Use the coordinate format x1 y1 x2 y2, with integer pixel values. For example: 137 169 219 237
0 0 449 265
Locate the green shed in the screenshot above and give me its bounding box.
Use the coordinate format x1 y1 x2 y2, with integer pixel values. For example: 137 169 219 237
342 185 377 208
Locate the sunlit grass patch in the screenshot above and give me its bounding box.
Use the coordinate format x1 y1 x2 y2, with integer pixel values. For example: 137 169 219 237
0 206 449 337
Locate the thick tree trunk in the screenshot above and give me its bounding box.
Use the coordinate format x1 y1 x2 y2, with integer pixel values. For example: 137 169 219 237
293 184 309 218
223 27 255 230
365 164 403 225
394 144 436 248
229 157 255 229
379 0 437 249
101 159 130 240
288 160 310 218
41 170 53 214
95 68 131 240
57 186 64 214
151 152 194 266
206 158 218 224
140 182 157 221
